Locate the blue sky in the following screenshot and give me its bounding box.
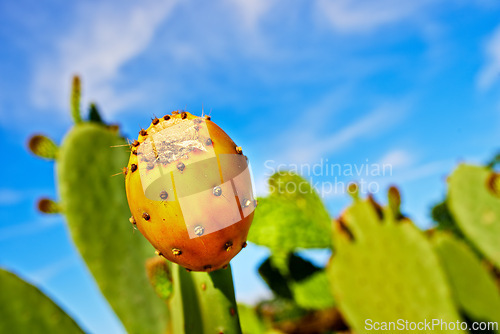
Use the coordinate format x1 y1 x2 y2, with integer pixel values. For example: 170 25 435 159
2 0 500 332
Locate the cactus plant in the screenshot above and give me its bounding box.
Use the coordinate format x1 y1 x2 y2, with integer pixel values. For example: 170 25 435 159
447 164 500 268
29 77 168 333
8 76 498 334
0 269 83 333
433 232 500 325
327 193 463 333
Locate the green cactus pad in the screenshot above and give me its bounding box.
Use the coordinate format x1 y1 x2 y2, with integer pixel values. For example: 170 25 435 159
169 263 242 334
248 172 332 253
146 257 173 301
448 164 500 268
57 123 167 333
259 254 335 310
0 269 83 333
328 198 463 333
238 304 267 334
433 232 500 325
28 135 58 160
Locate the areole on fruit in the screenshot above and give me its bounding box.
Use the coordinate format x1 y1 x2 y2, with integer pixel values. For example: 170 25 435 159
125 111 256 272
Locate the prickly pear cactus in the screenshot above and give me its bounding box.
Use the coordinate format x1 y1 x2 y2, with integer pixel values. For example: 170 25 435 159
328 193 463 333
29 77 168 334
125 111 255 272
169 263 242 334
433 232 500 326
447 164 500 268
0 269 83 333
249 172 332 255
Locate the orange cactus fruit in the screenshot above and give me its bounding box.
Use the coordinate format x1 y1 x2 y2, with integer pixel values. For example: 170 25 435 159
125 111 256 272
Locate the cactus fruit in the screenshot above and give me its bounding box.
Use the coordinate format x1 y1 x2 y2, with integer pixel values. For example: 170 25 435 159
125 111 256 272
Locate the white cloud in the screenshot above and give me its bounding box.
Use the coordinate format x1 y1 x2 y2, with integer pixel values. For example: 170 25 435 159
391 159 453 184
31 256 76 284
378 149 415 170
0 188 24 206
32 0 178 116
0 219 62 241
477 24 500 90
315 0 434 33
224 0 275 31
278 100 410 164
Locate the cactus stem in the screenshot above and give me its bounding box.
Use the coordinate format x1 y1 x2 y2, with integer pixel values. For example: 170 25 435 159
142 212 151 221
131 164 138 172
71 76 82 124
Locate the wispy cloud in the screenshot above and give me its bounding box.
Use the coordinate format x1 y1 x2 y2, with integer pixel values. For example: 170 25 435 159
277 99 410 164
224 0 276 31
315 0 435 33
30 256 76 284
0 218 62 241
477 24 500 90
377 149 415 170
0 188 24 206
32 0 178 116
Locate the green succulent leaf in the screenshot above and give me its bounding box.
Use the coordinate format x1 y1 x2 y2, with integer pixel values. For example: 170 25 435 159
448 164 500 268
169 264 242 334
28 135 58 160
259 254 335 310
248 172 332 253
71 76 82 124
57 123 168 333
328 197 463 333
0 269 83 333
433 232 500 325
258 257 293 299
238 304 267 334
88 103 105 124
146 257 173 301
